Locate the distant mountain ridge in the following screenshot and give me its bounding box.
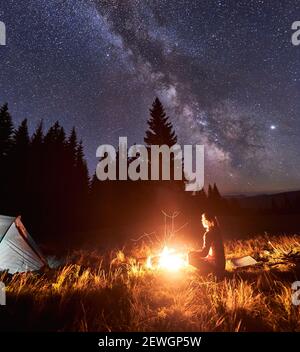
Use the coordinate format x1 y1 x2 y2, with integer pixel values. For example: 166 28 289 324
226 190 300 209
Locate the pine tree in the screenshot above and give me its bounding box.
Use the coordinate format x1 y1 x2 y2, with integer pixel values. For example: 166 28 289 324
144 98 180 180
143 98 184 210
44 121 65 146
10 119 30 213
27 121 45 238
212 183 221 199
12 118 30 151
31 120 44 147
144 98 177 147
76 140 89 185
67 127 78 166
208 184 213 199
42 121 67 237
0 103 14 159
207 183 227 214
73 140 90 241
30 120 44 185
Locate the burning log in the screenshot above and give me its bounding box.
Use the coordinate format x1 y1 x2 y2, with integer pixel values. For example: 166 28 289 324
145 246 189 272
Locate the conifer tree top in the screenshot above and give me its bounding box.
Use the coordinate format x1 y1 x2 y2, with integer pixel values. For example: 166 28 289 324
144 97 177 147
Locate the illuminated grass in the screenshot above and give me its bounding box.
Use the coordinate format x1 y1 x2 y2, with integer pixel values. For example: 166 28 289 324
0 235 300 331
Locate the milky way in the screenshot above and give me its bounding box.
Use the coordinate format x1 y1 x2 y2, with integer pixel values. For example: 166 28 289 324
0 0 300 194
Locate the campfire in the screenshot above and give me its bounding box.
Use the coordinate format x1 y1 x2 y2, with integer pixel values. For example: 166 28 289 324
146 246 189 272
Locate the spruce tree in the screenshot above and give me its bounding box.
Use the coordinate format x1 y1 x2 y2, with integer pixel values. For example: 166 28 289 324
143 97 184 208
74 140 90 240
27 121 45 239
76 140 89 185
212 183 221 199
11 119 30 212
67 127 78 167
144 98 177 147
12 118 30 151
208 184 213 199
0 103 14 158
31 120 44 147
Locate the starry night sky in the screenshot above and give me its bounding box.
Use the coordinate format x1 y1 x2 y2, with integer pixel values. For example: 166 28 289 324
0 0 300 194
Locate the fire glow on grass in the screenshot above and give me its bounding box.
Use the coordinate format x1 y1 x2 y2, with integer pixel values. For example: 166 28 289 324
146 246 189 272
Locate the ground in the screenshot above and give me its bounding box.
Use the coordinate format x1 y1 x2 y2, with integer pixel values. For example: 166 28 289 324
0 235 300 331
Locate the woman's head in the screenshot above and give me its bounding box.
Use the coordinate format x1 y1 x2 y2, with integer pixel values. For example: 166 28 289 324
201 211 216 230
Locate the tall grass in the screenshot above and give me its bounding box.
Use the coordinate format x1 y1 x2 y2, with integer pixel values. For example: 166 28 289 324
0 235 300 331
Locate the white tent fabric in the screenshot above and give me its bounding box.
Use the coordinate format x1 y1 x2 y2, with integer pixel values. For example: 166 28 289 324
230 255 258 268
0 215 47 274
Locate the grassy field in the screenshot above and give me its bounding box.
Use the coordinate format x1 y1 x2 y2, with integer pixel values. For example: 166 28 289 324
1 234 300 331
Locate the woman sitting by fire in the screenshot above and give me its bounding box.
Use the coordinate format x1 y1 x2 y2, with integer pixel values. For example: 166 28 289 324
188 211 225 278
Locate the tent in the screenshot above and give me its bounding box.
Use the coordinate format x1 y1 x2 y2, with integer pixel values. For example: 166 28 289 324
0 215 47 274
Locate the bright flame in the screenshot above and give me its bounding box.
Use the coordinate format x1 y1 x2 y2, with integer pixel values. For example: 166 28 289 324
159 246 188 271
147 246 188 272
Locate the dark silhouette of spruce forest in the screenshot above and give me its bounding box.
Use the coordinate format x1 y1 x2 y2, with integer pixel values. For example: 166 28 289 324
0 103 90 249
0 99 299 251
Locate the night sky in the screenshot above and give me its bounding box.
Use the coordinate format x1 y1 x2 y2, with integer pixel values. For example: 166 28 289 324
0 0 300 194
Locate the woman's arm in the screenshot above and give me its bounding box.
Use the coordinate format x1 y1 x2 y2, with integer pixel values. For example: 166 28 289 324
198 232 213 257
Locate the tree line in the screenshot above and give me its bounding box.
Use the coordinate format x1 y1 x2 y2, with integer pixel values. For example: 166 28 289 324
0 103 89 248
3 98 289 250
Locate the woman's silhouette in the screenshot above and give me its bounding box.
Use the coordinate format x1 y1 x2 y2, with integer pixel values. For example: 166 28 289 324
188 211 225 278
